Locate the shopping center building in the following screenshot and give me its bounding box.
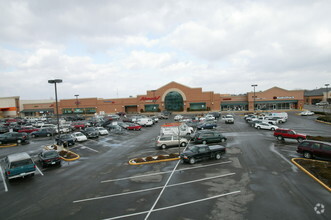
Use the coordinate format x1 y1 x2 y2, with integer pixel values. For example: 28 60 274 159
1 82 306 118
56 82 304 115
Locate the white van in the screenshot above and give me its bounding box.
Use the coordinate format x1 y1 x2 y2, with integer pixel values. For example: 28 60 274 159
136 118 154 127
266 112 288 120
160 123 194 136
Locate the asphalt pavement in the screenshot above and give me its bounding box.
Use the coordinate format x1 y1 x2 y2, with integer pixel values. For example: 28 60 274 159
0 112 330 220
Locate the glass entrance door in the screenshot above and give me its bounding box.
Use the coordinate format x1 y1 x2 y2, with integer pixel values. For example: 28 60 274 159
164 91 184 111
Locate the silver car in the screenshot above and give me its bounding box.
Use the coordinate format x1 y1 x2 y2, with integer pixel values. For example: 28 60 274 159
156 135 188 149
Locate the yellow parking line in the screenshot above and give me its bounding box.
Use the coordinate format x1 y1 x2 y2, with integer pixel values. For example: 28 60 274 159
0 144 17 148
291 158 331 192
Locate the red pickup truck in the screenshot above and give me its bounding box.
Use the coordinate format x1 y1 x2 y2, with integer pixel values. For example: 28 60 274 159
274 128 306 142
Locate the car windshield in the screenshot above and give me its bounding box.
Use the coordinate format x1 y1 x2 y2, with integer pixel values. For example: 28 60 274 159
188 146 199 153
75 133 83 136
11 159 33 168
85 128 94 131
61 134 71 138
44 151 59 158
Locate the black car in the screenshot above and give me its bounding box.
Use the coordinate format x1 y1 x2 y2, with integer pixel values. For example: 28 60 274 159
31 128 55 138
197 122 217 130
55 134 76 146
0 132 29 144
38 150 61 168
81 127 99 138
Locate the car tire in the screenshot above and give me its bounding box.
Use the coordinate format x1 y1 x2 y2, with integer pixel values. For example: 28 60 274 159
17 139 22 144
277 136 284 141
303 151 312 159
257 126 261 130
271 127 275 131
212 126 216 129
202 140 207 145
47 133 51 137
215 153 221 160
31 134 36 138
0 141 3 145
189 157 196 164
221 138 226 142
297 138 304 143
161 144 167 149
181 142 187 147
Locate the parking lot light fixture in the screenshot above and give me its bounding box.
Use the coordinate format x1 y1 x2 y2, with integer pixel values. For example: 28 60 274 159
48 79 63 138
75 94 80 110
251 84 258 112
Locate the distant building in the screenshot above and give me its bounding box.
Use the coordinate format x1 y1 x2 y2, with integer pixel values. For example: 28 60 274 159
304 88 330 105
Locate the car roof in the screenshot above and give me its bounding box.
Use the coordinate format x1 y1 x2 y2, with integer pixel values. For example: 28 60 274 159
301 140 331 145
7 152 31 162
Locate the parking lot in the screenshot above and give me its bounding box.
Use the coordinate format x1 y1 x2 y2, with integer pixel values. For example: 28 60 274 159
0 112 330 220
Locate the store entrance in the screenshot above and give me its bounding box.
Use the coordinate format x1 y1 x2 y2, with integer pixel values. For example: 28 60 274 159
164 91 184 111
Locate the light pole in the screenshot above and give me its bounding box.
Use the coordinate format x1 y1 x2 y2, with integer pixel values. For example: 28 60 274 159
48 79 62 138
325 84 329 103
251 84 258 112
75 94 79 112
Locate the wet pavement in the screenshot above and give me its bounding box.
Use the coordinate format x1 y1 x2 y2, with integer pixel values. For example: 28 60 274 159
0 112 330 220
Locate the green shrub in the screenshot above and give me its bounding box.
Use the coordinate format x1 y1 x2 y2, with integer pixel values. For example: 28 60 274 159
157 155 168 160
168 153 179 158
145 156 155 161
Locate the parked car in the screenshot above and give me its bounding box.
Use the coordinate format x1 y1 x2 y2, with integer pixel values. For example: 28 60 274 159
55 134 76 146
71 132 88 142
136 118 153 127
180 144 226 164
117 122 130 129
38 149 61 168
255 123 278 131
197 122 217 130
95 127 109 135
156 135 188 149
31 128 55 138
174 115 183 121
18 126 39 133
299 111 315 116
0 126 10 134
273 128 306 142
316 101 329 106
192 130 227 144
224 115 234 124
126 123 142 130
208 112 221 119
0 132 29 144
71 121 88 130
297 140 331 159
4 152 36 180
81 127 99 138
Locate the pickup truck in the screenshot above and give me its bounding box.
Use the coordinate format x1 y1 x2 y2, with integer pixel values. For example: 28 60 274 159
180 144 226 164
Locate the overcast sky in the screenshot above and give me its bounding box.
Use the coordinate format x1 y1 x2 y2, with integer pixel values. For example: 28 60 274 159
1 0 330 100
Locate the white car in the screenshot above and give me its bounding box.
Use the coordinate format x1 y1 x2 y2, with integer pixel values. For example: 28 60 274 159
299 111 314 116
71 132 87 142
224 115 234 124
174 115 183 121
254 123 278 131
96 127 109 135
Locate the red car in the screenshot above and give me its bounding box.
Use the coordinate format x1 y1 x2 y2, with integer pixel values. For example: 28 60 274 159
274 128 306 142
126 123 142 130
71 122 87 130
18 127 39 133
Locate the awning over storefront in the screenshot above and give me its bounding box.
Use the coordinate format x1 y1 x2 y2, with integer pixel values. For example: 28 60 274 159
20 109 54 113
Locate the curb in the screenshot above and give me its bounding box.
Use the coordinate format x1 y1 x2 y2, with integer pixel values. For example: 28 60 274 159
315 120 331 125
0 143 17 148
60 150 80 161
291 158 331 192
129 156 180 165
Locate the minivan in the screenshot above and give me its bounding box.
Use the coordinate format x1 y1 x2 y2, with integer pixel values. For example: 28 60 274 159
136 118 153 127
4 152 36 180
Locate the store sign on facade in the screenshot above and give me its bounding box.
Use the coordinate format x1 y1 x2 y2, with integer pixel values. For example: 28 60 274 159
140 96 160 102
273 96 295 99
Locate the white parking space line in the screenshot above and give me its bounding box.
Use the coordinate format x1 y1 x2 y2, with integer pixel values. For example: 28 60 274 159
35 165 44 176
101 161 232 183
81 146 99 153
103 190 241 220
73 172 235 203
270 144 298 172
0 166 8 192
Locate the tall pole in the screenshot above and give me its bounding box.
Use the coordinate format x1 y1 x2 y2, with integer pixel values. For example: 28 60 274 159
325 84 329 103
48 79 62 138
251 84 258 112
75 94 79 112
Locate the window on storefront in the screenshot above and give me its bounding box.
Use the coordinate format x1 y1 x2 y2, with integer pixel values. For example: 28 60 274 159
165 91 184 111
85 108 96 114
62 108 73 114
221 103 248 111
144 104 159 112
74 108 84 114
255 101 295 110
190 103 206 111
